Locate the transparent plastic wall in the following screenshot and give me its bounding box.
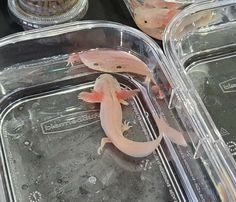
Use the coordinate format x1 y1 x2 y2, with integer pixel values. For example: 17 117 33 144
8 0 89 29
164 0 236 200
0 20 221 202
0 21 197 202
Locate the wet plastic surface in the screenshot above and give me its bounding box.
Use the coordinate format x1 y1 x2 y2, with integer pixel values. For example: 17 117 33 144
0 71 186 202
187 53 236 160
0 21 220 202
164 1 236 200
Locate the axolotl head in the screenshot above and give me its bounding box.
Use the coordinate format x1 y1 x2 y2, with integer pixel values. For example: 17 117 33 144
94 74 121 92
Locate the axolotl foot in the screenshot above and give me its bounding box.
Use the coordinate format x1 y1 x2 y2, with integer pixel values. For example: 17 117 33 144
97 137 112 155
121 120 132 133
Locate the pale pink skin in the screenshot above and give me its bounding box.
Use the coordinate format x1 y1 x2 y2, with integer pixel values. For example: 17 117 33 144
155 117 187 146
79 74 187 158
129 0 181 39
143 0 182 9
133 6 179 29
152 85 165 99
67 53 81 66
68 49 157 85
80 50 154 80
68 49 164 99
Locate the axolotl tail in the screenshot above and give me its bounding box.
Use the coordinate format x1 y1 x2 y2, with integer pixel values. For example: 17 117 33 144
112 135 163 158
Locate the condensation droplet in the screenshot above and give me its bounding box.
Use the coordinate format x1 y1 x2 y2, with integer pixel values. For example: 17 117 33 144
24 140 30 146
57 179 63 184
88 176 97 184
21 184 28 190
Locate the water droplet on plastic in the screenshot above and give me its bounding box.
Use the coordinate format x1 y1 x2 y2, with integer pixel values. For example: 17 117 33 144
88 176 97 184
24 140 30 146
57 179 63 184
21 184 28 190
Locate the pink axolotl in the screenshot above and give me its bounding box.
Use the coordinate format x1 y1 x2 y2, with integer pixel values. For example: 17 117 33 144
128 0 185 40
67 49 165 99
133 5 179 30
67 49 155 84
79 74 187 158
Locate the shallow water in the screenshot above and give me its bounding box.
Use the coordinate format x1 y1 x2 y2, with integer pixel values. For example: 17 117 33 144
187 53 236 160
0 68 183 202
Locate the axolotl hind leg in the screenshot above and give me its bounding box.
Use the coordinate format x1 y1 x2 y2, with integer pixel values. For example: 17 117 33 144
97 137 112 155
121 120 132 133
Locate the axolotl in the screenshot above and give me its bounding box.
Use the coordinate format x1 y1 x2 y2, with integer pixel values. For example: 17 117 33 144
130 0 181 30
79 74 186 158
68 49 165 99
67 49 156 85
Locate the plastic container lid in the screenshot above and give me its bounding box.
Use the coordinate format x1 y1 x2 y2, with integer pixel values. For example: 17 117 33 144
18 0 78 17
8 0 89 29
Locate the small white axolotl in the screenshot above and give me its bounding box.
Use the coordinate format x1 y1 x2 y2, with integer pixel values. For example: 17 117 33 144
79 74 186 158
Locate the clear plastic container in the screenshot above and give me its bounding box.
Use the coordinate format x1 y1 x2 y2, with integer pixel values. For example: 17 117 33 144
0 21 220 201
123 0 206 40
8 0 88 29
164 0 236 200
18 0 78 17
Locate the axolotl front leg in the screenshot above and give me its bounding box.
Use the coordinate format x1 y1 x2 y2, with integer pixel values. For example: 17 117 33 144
67 53 81 66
